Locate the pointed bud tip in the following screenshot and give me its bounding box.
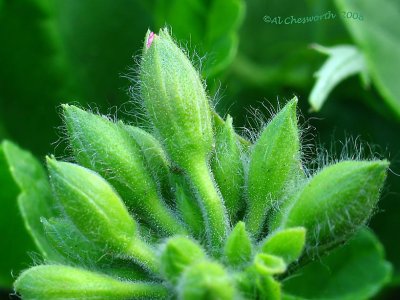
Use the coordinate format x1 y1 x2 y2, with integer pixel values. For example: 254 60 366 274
146 31 155 49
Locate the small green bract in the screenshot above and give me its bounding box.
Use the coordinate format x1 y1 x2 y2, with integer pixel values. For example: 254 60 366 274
10 28 388 300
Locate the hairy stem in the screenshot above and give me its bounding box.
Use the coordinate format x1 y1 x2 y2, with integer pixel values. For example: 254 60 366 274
186 159 229 255
127 239 159 274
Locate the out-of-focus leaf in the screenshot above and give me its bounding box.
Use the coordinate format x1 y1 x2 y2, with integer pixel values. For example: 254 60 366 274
1 140 59 260
0 144 36 288
0 0 72 156
153 0 245 78
54 0 150 108
282 229 392 300
335 0 400 119
309 44 369 112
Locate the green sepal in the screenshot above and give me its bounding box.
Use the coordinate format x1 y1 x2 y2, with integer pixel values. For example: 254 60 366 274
14 265 168 300
63 104 185 236
246 98 300 238
224 221 252 267
272 160 389 251
42 217 148 281
237 264 282 300
254 253 287 276
41 217 104 265
260 227 306 265
171 173 204 238
211 115 244 224
124 124 170 192
160 236 206 284
212 110 251 148
178 261 235 300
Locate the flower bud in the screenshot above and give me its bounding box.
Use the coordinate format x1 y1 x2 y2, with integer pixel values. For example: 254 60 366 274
224 222 252 267
246 98 300 237
140 28 214 169
272 160 389 250
63 105 185 236
178 261 235 300
141 29 229 252
260 227 306 265
14 265 168 300
211 115 244 223
124 124 170 191
254 253 286 276
160 236 206 284
47 158 157 272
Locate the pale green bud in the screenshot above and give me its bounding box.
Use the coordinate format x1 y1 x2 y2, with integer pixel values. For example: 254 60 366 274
63 105 185 236
211 115 244 224
140 28 214 169
246 98 300 237
178 261 235 300
260 227 306 264
141 28 228 253
272 160 389 250
14 265 168 300
160 236 206 284
46 158 157 272
224 221 252 267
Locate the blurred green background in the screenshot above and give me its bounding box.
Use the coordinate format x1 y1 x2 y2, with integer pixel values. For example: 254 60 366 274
1 0 399 298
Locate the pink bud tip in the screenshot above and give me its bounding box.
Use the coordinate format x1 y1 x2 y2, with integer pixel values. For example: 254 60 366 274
146 32 155 49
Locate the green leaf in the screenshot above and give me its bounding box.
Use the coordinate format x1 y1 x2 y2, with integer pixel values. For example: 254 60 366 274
335 0 400 119
1 140 58 259
0 143 35 288
153 0 245 78
261 227 306 265
0 0 72 156
309 44 369 111
283 229 392 300
54 0 150 106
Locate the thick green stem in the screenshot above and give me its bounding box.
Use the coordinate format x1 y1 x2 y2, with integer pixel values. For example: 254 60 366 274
143 194 188 236
186 159 229 254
